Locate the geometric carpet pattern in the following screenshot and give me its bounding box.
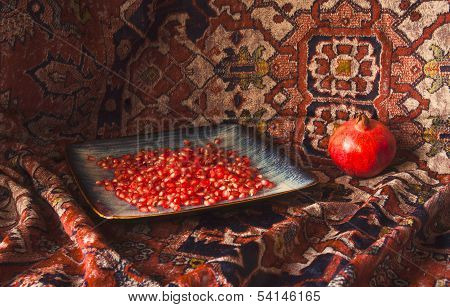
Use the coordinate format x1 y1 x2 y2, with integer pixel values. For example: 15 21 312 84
0 0 448 286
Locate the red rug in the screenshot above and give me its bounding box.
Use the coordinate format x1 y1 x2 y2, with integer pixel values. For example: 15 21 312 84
0 0 448 286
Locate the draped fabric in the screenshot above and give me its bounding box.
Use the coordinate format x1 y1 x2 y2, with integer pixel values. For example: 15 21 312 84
0 0 448 286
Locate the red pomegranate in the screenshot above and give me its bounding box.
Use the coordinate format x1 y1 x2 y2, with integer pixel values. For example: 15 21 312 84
328 114 397 178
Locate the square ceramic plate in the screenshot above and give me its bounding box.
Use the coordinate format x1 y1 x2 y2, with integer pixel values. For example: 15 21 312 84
66 124 316 219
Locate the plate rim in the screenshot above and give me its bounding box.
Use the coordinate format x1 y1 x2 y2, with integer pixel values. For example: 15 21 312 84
65 124 318 220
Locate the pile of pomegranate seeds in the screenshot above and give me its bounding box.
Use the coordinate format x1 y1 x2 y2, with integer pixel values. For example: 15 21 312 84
95 138 274 212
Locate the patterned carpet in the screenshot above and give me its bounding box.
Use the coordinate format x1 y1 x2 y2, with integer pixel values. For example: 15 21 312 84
0 0 448 286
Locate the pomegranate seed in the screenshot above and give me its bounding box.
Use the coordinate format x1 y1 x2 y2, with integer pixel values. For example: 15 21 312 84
95 137 275 211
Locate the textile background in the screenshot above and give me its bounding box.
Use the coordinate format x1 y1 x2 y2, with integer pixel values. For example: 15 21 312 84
0 0 449 286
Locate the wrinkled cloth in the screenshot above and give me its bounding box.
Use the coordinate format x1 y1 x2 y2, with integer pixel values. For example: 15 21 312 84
0 0 449 286
0 139 448 286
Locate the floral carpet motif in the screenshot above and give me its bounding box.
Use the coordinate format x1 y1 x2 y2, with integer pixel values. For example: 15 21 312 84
0 0 449 286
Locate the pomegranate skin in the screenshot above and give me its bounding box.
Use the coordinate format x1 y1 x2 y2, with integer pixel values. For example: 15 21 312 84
328 115 397 178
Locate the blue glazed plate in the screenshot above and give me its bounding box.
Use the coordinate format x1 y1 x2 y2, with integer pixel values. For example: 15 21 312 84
66 124 316 219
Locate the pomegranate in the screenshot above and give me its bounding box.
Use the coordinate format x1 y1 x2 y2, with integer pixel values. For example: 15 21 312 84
328 114 396 178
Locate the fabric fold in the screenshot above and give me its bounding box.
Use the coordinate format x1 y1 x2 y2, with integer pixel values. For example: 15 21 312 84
0 143 158 286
